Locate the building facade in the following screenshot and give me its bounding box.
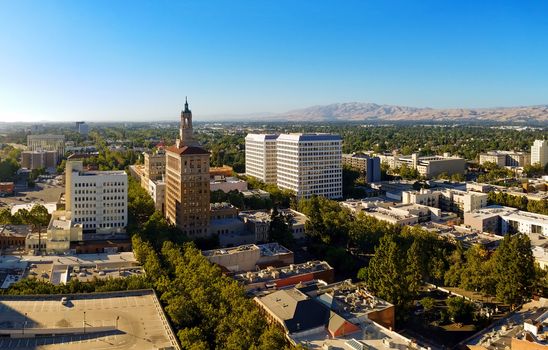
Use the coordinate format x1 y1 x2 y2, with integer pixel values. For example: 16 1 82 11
65 160 128 233
276 133 342 199
164 100 211 237
143 149 166 182
531 139 548 167
479 151 530 167
27 134 65 160
245 134 278 184
21 150 58 170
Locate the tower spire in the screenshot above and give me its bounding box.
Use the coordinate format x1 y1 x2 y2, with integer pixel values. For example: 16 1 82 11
177 97 194 147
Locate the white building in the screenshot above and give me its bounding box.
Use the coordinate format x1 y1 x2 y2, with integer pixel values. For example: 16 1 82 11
276 133 342 199
531 139 548 167
464 206 548 236
402 188 487 214
245 134 278 184
245 133 343 199
65 161 128 234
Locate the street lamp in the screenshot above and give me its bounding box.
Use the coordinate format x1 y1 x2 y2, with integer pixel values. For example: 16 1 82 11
83 311 86 334
115 316 120 329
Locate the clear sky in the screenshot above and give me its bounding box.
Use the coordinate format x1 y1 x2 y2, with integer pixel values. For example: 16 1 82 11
1 0 548 122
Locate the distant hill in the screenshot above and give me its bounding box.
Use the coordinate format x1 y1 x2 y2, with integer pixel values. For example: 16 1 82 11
276 102 548 124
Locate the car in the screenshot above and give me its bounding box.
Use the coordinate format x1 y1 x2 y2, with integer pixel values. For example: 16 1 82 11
78 272 86 277
61 297 68 305
98 271 106 276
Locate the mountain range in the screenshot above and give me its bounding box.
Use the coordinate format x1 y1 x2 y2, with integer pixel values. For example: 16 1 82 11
273 102 548 124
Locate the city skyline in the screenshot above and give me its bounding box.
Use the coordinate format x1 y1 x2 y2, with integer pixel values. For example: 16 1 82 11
1 1 548 122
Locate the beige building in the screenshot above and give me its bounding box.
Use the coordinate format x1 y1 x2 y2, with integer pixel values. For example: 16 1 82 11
479 151 530 167
402 188 487 215
27 134 65 160
379 152 465 178
143 148 166 182
165 100 211 237
203 243 293 273
245 134 278 184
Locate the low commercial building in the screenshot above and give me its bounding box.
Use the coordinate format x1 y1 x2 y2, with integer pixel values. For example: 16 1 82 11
0 225 31 250
479 150 531 167
203 242 294 273
402 188 488 215
379 152 465 178
254 281 416 350
464 206 548 236
210 176 248 193
236 260 334 292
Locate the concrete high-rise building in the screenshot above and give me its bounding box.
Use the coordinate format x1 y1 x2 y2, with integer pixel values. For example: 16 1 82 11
245 133 343 199
245 134 278 184
531 140 548 167
276 133 342 199
165 99 211 237
65 160 127 234
75 121 89 135
27 134 65 160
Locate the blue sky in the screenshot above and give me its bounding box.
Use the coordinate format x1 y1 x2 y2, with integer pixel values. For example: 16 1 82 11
1 0 547 122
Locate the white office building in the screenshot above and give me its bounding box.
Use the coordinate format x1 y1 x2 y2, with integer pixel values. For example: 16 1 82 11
276 133 342 199
245 134 278 184
245 133 343 199
531 139 548 167
65 161 128 234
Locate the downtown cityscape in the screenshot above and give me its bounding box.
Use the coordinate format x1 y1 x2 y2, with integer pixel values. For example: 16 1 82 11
1 1 548 350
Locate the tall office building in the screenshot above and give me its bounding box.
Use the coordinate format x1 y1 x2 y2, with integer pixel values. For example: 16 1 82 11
245 134 278 184
65 160 128 233
164 99 211 237
531 140 548 167
27 134 65 160
75 121 89 135
276 134 342 199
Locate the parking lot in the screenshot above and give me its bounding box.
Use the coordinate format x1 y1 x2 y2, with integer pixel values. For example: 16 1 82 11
0 290 180 349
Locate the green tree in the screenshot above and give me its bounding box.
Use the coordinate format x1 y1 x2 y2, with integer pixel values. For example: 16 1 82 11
359 235 415 310
493 234 536 306
268 207 294 247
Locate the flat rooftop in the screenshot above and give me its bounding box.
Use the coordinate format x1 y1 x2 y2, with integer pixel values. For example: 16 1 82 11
234 260 332 285
291 320 414 350
202 244 259 257
0 289 180 350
